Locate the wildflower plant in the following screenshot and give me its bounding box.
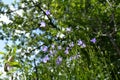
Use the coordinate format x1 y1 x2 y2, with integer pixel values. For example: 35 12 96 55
0 0 120 80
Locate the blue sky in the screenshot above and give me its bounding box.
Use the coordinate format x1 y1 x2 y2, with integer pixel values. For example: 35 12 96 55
0 40 5 51
0 0 20 78
2 0 19 5
0 0 14 51
2 0 14 4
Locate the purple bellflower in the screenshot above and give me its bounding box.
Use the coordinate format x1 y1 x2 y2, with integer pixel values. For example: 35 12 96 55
64 48 69 54
77 40 86 48
56 56 62 65
42 55 50 63
66 27 71 32
40 21 46 27
77 40 83 46
90 38 96 43
81 43 86 48
42 46 48 52
46 10 50 15
58 46 62 50
51 44 55 49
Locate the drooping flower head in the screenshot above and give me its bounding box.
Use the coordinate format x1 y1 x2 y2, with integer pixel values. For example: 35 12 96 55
49 50 57 56
42 46 48 52
40 21 46 27
77 40 86 48
90 38 96 43
56 56 62 65
65 49 69 54
58 46 62 50
66 27 71 32
77 40 83 46
46 10 50 15
81 43 86 48
49 50 53 55
42 55 50 63
66 47 69 50
64 47 69 54
51 44 55 49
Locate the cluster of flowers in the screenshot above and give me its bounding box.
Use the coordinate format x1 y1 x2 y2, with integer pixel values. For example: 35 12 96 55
41 38 96 65
39 10 97 65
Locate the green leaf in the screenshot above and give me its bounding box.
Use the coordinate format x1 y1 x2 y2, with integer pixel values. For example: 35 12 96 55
0 72 2 75
0 52 4 55
9 62 21 68
12 46 17 56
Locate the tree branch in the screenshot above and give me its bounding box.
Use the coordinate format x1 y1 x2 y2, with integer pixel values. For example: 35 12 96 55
34 59 39 80
31 1 60 30
106 0 112 7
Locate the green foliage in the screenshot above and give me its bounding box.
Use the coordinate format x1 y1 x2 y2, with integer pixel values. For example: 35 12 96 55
0 52 4 55
8 61 21 68
0 0 120 79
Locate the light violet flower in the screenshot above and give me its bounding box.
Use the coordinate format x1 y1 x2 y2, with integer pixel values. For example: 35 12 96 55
42 46 48 52
77 40 83 46
77 40 86 48
56 56 62 65
64 48 69 54
51 44 55 49
46 10 50 15
49 50 57 56
69 56 73 61
49 50 53 55
40 21 46 27
81 43 86 48
42 55 50 63
66 47 69 50
90 38 96 43
66 27 71 32
58 46 62 50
